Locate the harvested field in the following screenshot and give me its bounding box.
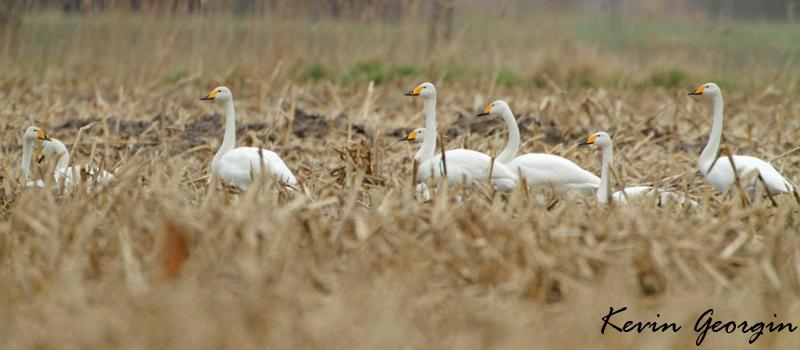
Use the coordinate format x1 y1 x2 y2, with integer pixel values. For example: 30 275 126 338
1 4 800 349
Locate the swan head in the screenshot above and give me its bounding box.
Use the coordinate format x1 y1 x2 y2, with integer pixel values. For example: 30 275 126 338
477 100 510 117
23 126 50 143
578 131 611 148
37 139 68 163
400 127 426 143
400 128 446 143
688 82 720 97
200 86 233 102
404 82 436 99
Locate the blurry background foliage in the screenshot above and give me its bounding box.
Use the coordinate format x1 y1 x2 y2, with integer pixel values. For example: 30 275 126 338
1 0 799 90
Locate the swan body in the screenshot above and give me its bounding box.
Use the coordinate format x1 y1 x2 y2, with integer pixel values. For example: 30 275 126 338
417 149 519 192
26 179 45 187
580 131 697 207
21 126 50 187
201 86 297 191
690 82 794 198
213 147 296 190
607 186 691 205
403 128 519 192
478 100 599 193
403 83 518 192
38 138 116 191
505 154 601 192
704 155 791 196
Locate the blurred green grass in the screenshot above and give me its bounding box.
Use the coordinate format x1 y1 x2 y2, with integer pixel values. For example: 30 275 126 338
5 12 800 91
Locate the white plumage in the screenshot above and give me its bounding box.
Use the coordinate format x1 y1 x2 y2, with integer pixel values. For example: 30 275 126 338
39 138 116 191
403 83 518 192
201 86 297 191
690 83 795 201
504 154 600 193
416 149 519 192
20 126 50 188
580 131 697 207
606 186 691 205
478 100 599 193
703 155 792 196
213 147 296 190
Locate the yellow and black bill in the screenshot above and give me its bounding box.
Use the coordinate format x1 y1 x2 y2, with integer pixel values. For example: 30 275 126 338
578 134 597 146
477 104 491 117
688 85 705 96
404 86 422 96
36 129 51 141
200 89 218 100
400 130 418 142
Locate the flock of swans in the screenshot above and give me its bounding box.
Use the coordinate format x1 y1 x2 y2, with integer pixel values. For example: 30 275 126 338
21 126 116 191
398 81 796 205
18 82 798 206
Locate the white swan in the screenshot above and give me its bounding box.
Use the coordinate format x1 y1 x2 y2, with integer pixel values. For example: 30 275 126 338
689 82 796 200
404 83 518 192
579 131 697 206
478 100 600 193
38 138 116 190
399 127 435 201
21 126 49 187
200 86 297 191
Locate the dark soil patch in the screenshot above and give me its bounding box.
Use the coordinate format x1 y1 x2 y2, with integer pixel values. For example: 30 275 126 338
331 112 373 139
442 111 503 140
185 113 268 148
292 108 330 139
529 113 568 146
43 107 596 154
53 116 153 138
437 111 567 146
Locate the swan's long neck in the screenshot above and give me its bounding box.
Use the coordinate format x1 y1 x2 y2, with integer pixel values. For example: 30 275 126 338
496 107 520 164
212 99 236 172
698 93 724 174
597 142 613 204
21 139 33 179
55 148 70 171
417 96 437 162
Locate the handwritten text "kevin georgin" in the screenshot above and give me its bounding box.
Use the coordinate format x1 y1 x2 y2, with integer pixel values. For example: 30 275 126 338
600 306 797 346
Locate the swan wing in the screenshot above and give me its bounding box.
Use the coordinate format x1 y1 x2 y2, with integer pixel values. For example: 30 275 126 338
55 165 116 190
611 186 654 202
417 149 518 191
217 147 297 190
506 153 599 193
705 155 792 194
25 179 45 188
612 186 697 207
